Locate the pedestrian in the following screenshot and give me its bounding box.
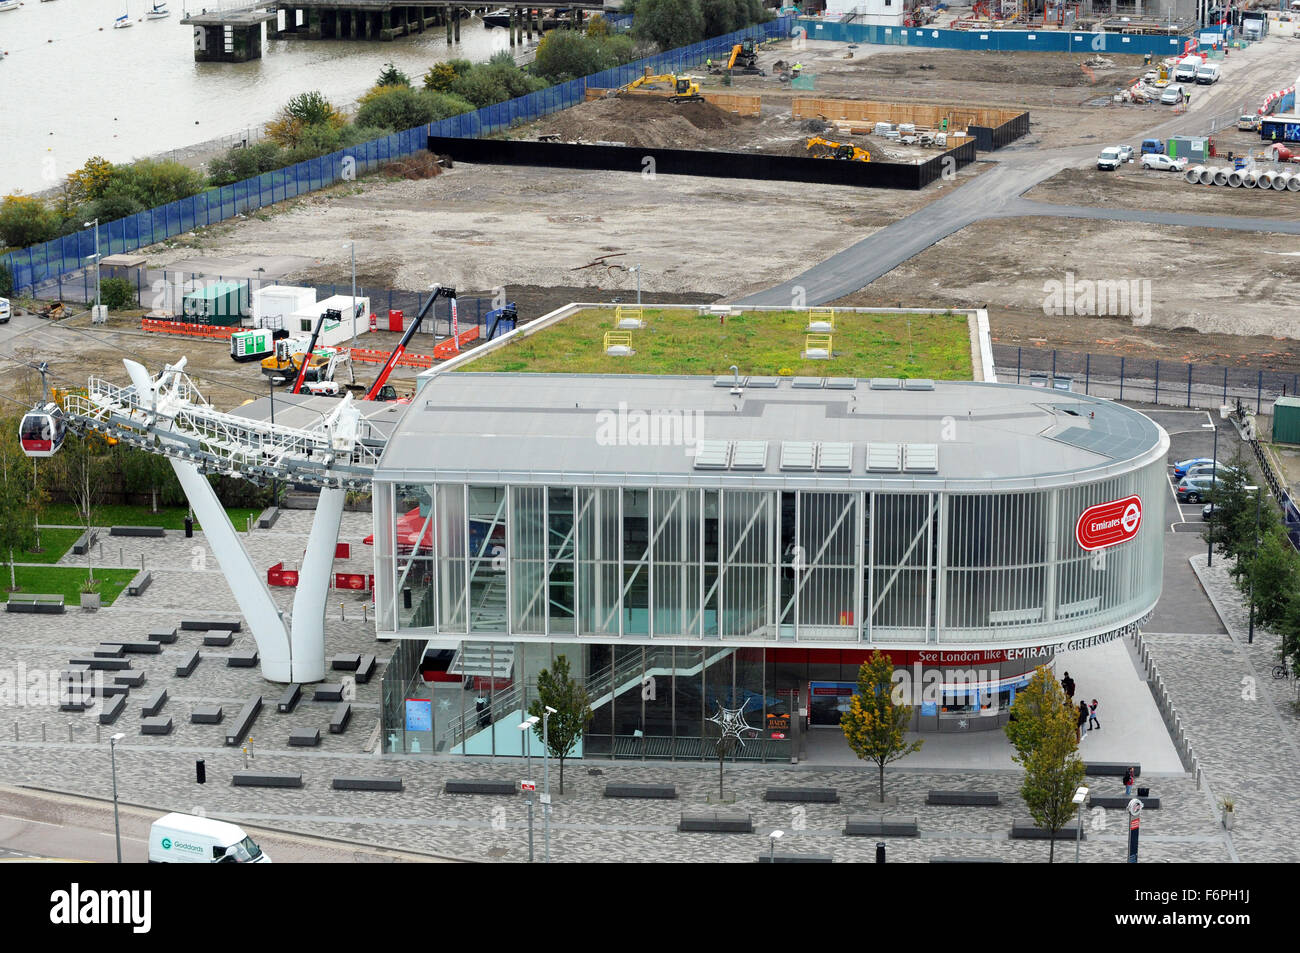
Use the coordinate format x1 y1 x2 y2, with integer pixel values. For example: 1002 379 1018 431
1124 766 1136 796
1061 671 1075 700
1077 700 1089 741
1089 698 1101 730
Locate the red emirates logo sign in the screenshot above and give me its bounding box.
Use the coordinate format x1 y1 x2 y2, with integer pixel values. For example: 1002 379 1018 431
1076 496 1143 551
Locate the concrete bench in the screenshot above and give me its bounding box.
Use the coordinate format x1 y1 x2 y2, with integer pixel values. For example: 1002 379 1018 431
114 672 145 688
191 705 223 725
331 654 361 671
224 696 263 746
99 694 127 725
355 654 377 684
95 683 131 697
108 642 162 655
277 683 302 714
175 650 200 678
765 787 839 803
7 593 65 614
604 783 677 799
328 702 352 734
93 644 125 658
1085 763 1140 777
69 657 132 671
757 853 834 863
1010 820 1086 840
140 716 173 735
289 728 320 747
60 697 93 711
333 777 403 792
679 812 754 833
232 771 302 788
927 790 1001 806
257 506 280 529
1089 795 1161 810
227 650 258 668
314 683 345 702
202 631 234 647
110 525 165 537
182 619 241 633
126 571 152 597
930 856 1004 863
140 689 168 718
445 779 517 795
844 816 920 837
72 529 98 556
147 627 177 644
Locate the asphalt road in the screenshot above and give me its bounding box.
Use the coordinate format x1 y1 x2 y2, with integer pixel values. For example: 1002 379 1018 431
0 784 453 863
736 31 1300 307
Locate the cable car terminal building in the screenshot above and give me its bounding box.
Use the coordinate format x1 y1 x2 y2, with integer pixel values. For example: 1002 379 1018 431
371 372 1167 760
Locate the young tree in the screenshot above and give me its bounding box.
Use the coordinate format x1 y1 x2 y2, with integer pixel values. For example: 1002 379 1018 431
375 61 411 88
840 650 923 801
1203 456 1263 562
48 431 108 583
527 654 592 794
0 195 59 249
0 421 37 591
1005 666 1085 862
1239 524 1300 631
632 0 706 51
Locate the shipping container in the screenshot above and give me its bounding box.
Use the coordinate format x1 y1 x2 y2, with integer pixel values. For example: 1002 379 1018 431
181 281 247 326
1273 396 1300 445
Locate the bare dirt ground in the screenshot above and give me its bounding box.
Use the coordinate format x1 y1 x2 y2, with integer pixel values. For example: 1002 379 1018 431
830 216 1300 370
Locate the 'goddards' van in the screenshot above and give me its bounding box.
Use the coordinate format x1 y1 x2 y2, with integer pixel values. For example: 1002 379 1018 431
149 813 271 863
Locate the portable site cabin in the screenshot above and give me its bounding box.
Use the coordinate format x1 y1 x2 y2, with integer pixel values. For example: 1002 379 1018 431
1273 396 1300 446
1167 136 1209 161
288 294 370 347
181 281 247 326
252 285 316 330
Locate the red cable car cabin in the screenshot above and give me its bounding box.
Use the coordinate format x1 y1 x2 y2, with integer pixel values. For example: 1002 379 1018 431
19 403 67 458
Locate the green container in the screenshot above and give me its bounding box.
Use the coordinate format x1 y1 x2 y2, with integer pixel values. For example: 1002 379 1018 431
182 281 247 326
1273 396 1300 445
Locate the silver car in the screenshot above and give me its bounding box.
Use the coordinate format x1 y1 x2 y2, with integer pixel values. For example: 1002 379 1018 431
1160 85 1185 105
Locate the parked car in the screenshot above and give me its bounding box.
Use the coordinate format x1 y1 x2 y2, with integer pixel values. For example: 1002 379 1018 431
1176 474 1219 503
1196 64 1221 85
1097 147 1125 171
1116 144 1134 163
1183 461 1240 480
0 297 10 324
1160 85 1185 105
1173 457 1216 479
1141 138 1165 155
1174 63 1198 83
1142 153 1189 171
1238 113 1261 131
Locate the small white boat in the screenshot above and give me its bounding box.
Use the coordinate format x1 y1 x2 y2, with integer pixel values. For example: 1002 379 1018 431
146 2 168 18
114 13 133 26
0 0 22 13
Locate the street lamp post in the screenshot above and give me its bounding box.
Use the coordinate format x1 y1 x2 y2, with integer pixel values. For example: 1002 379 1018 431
109 732 126 863
768 829 783 863
1247 484 1263 644
1073 785 1089 864
84 219 101 314
542 704 556 863
518 716 539 862
343 242 357 346
1208 423 1219 567
631 264 642 309
268 379 278 507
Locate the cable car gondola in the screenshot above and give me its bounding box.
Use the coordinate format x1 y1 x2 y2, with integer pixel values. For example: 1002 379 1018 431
20 403 67 458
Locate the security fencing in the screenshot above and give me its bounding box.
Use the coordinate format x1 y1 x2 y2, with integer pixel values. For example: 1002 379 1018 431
2 17 795 297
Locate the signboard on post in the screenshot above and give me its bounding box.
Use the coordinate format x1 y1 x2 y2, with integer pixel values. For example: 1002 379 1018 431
1076 495 1143 551
404 698 432 733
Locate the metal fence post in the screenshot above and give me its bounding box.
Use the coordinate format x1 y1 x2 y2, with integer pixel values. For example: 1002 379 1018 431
1187 362 1193 408
1154 361 1160 405
1258 371 1263 414
1085 352 1090 394
1051 349 1057 381
1223 367 1229 407
1119 356 1125 402
1016 347 1022 384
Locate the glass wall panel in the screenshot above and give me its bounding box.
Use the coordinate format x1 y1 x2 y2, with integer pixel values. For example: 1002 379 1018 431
436 483 466 632
468 485 508 633
718 490 775 640
547 487 576 635
509 485 545 633
575 487 620 637
622 489 649 635
943 492 1047 633
651 487 700 637
869 492 933 640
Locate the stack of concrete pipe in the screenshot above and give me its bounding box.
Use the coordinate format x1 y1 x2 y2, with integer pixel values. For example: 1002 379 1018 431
1183 163 1300 191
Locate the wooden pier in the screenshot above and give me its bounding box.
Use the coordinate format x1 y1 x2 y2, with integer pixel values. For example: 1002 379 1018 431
181 2 617 62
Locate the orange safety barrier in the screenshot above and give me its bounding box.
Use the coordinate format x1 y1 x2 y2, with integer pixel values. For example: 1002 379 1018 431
432 327 480 360
346 346 435 369
142 318 236 339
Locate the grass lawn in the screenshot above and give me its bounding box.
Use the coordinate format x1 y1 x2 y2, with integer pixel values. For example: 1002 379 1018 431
461 308 974 379
38 504 263 532
2 566 139 607
12 528 82 565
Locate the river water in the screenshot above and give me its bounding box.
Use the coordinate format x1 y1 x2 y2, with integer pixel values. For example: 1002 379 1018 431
0 0 524 195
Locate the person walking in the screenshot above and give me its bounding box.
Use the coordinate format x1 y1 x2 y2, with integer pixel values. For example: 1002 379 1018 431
1077 700 1089 741
1061 671 1076 700
1124 766 1136 796
1089 698 1101 731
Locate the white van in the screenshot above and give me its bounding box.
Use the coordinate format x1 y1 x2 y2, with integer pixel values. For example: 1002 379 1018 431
1196 64 1220 85
1173 61 1198 83
148 813 271 863
0 297 10 324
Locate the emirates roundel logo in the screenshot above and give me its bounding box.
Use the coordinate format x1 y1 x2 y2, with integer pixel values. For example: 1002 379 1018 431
1076 496 1143 551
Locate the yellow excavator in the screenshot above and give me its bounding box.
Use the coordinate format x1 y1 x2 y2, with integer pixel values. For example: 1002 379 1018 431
610 72 704 103
710 38 764 75
806 137 872 162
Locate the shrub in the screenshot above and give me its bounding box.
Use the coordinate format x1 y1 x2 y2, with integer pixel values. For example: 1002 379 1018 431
99 277 136 310
632 0 705 50
376 61 411 87
0 263 13 298
208 141 287 187
355 87 473 132
87 190 145 224
0 195 59 249
423 62 457 92
109 160 207 209
535 31 610 83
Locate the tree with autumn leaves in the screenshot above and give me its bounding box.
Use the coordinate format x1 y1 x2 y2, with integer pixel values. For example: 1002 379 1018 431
840 651 923 802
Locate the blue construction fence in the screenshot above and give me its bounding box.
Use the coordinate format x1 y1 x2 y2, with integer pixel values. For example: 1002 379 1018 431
2 17 794 297
796 18 1191 56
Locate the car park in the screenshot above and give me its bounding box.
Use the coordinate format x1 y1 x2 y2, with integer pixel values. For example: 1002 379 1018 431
1142 153 1188 171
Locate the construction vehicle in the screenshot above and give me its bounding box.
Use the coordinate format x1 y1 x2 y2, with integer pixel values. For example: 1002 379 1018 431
364 285 457 402
806 137 871 162
486 301 519 341
710 39 764 75
609 72 704 103
300 348 362 398
261 308 340 386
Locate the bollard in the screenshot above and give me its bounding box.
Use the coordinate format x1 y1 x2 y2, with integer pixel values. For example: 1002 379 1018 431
140 554 145 571
119 547 123 566
42 724 46 742
363 604 368 623
196 758 206 785
12 724 17 741
875 842 886 863
340 602 345 622
69 724 74 742
96 726 100 743
247 516 252 534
